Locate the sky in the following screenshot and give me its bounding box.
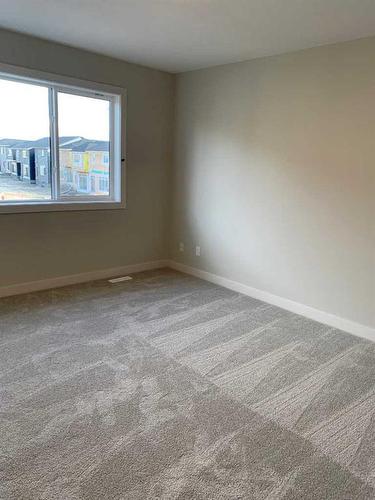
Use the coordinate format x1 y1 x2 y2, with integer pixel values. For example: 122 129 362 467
0 78 110 141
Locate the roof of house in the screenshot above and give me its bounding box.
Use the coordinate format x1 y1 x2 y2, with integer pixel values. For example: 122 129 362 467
68 139 109 152
0 138 34 148
0 136 107 151
31 137 83 149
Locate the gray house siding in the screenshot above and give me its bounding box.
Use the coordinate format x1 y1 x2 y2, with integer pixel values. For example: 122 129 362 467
15 148 36 183
0 145 15 173
35 148 50 186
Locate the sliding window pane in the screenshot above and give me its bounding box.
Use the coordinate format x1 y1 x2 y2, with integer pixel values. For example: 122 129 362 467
0 78 51 201
57 92 110 197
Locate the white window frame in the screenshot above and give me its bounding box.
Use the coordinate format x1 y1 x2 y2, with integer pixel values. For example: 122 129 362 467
0 63 125 214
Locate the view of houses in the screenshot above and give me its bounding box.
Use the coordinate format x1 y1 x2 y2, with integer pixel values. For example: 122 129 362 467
0 136 110 200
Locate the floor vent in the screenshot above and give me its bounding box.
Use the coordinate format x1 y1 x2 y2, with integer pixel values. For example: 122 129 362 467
108 276 133 283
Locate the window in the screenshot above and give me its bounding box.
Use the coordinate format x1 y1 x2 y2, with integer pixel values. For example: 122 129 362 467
73 153 82 167
78 174 88 192
99 176 109 192
0 65 123 213
57 92 111 198
0 79 50 201
65 168 73 183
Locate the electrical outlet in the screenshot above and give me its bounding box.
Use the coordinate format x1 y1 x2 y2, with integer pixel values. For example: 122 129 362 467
179 242 184 252
195 246 201 257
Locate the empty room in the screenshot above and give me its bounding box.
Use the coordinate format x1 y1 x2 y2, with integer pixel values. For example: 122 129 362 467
0 1 374 498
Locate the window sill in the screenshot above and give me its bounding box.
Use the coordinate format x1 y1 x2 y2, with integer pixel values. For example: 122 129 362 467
0 200 125 214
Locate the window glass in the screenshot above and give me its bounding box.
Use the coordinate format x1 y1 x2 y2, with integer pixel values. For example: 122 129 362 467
0 78 51 201
57 92 110 197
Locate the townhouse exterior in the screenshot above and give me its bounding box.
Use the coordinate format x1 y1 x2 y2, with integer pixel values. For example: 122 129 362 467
0 143 15 174
14 146 36 183
34 147 50 187
0 139 27 178
0 136 110 196
31 137 52 187
65 139 110 195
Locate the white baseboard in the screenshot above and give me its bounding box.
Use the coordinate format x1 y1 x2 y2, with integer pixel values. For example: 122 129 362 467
0 260 169 298
2 258 373 343
168 260 375 343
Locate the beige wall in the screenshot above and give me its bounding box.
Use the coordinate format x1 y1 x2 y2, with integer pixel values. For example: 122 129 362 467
172 37 375 328
0 29 174 286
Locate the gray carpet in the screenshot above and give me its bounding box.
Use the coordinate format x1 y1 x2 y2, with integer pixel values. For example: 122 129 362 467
1 269 375 499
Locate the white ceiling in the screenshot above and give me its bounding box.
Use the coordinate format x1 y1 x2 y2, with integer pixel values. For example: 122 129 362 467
1 0 375 73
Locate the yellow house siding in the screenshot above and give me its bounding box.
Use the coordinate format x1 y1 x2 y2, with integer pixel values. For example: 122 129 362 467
83 152 89 172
